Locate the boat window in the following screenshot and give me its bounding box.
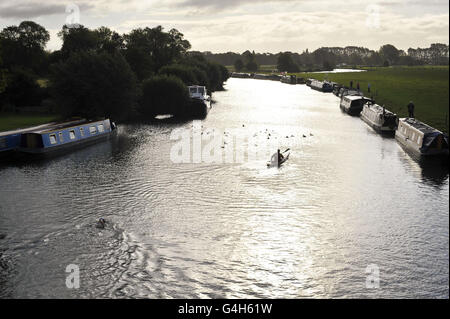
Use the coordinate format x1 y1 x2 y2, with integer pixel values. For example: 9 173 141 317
49 134 57 145
98 124 105 133
69 130 76 140
59 132 64 143
198 87 205 94
80 127 85 137
90 126 97 134
189 87 197 94
417 136 421 145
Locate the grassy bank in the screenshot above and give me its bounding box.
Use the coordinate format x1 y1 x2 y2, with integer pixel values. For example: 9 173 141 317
296 66 449 133
0 113 57 132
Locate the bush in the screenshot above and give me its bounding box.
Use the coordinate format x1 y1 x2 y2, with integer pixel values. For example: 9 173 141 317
139 75 190 118
50 51 138 121
159 64 198 86
0 67 45 107
246 61 258 72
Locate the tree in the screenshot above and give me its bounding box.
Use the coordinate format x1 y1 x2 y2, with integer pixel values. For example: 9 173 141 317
277 52 299 72
379 44 400 65
246 61 258 72
58 25 100 58
0 66 45 107
0 21 50 74
139 75 190 117
322 61 335 71
50 51 138 121
123 26 191 80
159 64 198 85
0 47 6 94
234 59 244 72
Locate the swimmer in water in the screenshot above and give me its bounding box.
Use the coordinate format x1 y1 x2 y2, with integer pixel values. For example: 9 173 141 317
96 218 106 229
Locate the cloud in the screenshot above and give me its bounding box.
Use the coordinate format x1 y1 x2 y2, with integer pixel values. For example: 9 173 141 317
0 3 64 19
0 1 95 19
0 0 448 52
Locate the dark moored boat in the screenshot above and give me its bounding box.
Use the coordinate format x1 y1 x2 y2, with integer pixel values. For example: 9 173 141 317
360 102 398 134
339 95 373 115
339 88 363 98
230 72 252 79
395 118 449 158
18 119 116 158
309 79 333 92
188 85 212 118
281 75 297 85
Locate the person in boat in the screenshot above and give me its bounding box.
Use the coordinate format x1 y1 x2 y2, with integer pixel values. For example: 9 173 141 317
407 101 415 118
277 149 284 163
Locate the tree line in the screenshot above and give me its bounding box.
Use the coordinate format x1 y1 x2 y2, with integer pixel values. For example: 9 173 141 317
0 21 230 121
201 44 449 73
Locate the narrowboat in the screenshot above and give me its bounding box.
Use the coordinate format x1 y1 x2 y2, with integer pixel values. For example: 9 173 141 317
306 78 313 87
253 74 268 80
230 73 252 78
188 85 211 118
281 75 297 85
395 118 449 158
309 79 333 92
0 120 87 159
360 102 398 134
333 85 344 96
297 77 306 84
339 88 363 98
340 95 373 115
18 119 116 157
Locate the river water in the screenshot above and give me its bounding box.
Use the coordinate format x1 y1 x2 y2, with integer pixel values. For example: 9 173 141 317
0 78 448 299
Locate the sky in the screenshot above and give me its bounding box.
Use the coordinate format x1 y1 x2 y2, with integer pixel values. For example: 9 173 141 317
0 0 448 53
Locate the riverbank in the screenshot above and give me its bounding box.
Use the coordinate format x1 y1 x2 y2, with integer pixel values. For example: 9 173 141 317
296 66 449 133
0 113 57 132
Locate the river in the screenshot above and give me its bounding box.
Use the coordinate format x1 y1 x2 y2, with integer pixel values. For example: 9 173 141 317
0 78 448 298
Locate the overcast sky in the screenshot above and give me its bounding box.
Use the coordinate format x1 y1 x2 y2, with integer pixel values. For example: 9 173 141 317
0 0 448 53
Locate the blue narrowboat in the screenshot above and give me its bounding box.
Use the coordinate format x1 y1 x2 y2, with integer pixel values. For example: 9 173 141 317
0 122 60 158
18 119 116 157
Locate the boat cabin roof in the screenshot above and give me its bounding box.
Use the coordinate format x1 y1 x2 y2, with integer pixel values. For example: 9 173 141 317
0 122 58 137
399 118 441 134
31 119 106 134
344 95 370 101
188 85 206 90
365 103 396 116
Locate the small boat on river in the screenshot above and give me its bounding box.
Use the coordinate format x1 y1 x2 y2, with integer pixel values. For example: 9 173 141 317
267 149 290 167
188 85 211 118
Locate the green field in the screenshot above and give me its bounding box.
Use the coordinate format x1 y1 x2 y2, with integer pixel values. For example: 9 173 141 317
0 113 57 132
294 66 449 133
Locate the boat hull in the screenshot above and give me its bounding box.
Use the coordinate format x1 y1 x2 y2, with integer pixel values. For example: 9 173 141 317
18 130 115 159
395 130 449 158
